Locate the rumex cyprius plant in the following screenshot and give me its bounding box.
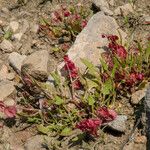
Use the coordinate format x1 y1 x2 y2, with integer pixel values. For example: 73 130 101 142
39 3 91 53
18 34 149 138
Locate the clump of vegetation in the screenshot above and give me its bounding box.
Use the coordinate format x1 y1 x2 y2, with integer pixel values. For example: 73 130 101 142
39 3 91 53
2 34 147 138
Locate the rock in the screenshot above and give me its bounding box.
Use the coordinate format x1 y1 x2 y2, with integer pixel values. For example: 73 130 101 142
0 80 15 100
13 33 23 41
109 0 115 6
30 24 39 33
0 64 8 81
131 88 147 105
92 0 113 15
58 12 126 73
8 52 27 72
143 15 150 24
114 3 134 16
107 115 127 132
21 19 29 34
0 39 14 52
7 73 15 81
134 135 147 144
24 135 47 150
9 21 19 32
4 98 15 106
22 50 50 81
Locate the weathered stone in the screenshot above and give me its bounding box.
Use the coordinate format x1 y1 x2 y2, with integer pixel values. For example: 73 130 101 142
114 3 134 16
131 88 147 105
58 12 126 73
9 21 19 32
0 39 14 52
0 64 8 81
8 52 27 72
22 50 50 81
107 115 127 132
30 24 39 33
24 135 47 150
7 72 15 81
92 0 113 15
0 80 15 100
4 98 15 106
13 32 23 41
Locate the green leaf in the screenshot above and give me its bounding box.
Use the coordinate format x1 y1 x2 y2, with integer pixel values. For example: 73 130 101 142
85 78 98 89
100 58 108 71
37 124 49 134
87 95 95 106
51 47 60 52
101 79 113 95
54 96 64 105
4 30 12 39
51 71 61 86
81 58 97 73
145 46 150 62
60 127 72 136
27 117 41 123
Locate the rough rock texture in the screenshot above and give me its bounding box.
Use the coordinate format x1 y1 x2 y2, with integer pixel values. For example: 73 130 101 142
92 0 113 15
114 3 134 16
0 80 15 100
24 135 47 150
0 39 14 52
107 115 127 132
145 85 150 149
59 12 126 73
8 52 27 72
22 50 50 81
131 88 147 105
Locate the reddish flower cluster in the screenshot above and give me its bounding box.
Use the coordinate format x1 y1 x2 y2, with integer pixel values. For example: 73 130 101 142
0 101 16 118
97 107 117 123
102 34 127 59
51 5 87 29
125 72 144 86
76 107 117 136
64 55 81 89
76 118 102 136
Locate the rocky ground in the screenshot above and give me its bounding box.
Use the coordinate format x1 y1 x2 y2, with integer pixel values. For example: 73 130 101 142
0 0 150 150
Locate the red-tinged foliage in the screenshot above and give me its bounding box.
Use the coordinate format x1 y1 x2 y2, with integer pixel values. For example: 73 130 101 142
0 101 17 118
64 55 81 89
76 118 102 136
97 107 117 123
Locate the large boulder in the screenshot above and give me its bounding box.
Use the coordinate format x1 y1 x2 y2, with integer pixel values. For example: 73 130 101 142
58 12 126 73
21 50 50 81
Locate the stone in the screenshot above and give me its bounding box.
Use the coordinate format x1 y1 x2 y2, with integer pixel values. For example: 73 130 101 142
0 80 15 100
13 33 23 41
22 50 50 81
131 88 147 105
58 12 126 73
30 24 39 33
143 15 150 24
0 64 8 81
4 98 15 106
109 0 115 6
6 72 15 81
9 21 19 32
92 0 113 15
114 3 134 16
8 52 27 72
0 39 14 52
107 115 127 132
24 135 47 150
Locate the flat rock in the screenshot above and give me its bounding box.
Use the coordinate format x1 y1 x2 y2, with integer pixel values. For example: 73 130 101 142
24 135 47 150
58 12 126 73
0 80 15 100
114 3 134 16
131 88 147 105
107 115 127 132
8 52 27 72
9 21 19 32
22 50 50 81
0 39 14 53
0 64 8 81
4 98 15 106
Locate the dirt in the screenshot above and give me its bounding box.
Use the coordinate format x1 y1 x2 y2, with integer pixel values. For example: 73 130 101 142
0 0 149 150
